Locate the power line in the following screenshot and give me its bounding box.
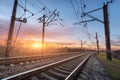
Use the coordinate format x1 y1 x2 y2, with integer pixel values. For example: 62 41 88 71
69 0 90 40
13 22 22 47
18 3 34 15
75 0 81 18
69 0 79 21
26 8 45 19
18 2 45 19
28 0 43 11
5 0 18 57
36 0 51 12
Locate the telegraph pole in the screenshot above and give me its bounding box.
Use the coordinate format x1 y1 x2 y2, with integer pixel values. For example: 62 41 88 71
96 33 100 54
5 0 18 57
79 41 86 49
103 4 112 60
75 1 112 60
80 41 84 49
38 9 59 54
80 41 83 49
41 15 46 53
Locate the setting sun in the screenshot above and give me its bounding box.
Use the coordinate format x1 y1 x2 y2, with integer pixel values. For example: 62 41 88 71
32 43 42 48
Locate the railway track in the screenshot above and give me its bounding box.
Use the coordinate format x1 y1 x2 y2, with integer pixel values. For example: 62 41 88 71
0 52 81 66
1 53 91 80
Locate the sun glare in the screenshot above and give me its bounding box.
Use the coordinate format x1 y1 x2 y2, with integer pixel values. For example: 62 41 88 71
32 43 42 48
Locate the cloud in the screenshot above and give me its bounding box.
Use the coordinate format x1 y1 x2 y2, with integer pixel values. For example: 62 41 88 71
16 23 80 42
0 20 10 40
0 19 85 43
110 34 120 46
111 40 120 46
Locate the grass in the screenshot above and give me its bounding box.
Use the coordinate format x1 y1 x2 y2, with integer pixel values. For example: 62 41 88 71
97 53 120 80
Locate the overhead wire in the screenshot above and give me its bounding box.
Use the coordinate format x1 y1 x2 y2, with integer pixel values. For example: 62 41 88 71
79 0 90 40
9 0 63 49
18 0 90 45
70 0 96 44
13 22 22 47
68 0 91 42
26 8 44 19
28 0 42 11
18 0 45 19
69 0 80 21
36 0 52 12
19 2 27 19
18 3 34 15
75 0 81 20
13 0 28 47
26 0 49 19
25 0 27 9
69 0 89 40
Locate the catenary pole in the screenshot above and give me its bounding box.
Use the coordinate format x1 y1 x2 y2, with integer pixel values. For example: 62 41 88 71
103 4 112 60
96 33 100 54
5 0 18 57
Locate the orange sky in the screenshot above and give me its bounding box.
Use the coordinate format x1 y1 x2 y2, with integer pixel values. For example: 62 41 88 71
0 0 120 51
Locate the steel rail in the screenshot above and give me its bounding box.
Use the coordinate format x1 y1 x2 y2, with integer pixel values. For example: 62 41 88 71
1 53 87 80
0 52 80 65
65 54 91 80
0 54 52 65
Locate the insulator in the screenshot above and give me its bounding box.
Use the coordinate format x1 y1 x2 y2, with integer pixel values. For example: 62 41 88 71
23 18 27 23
